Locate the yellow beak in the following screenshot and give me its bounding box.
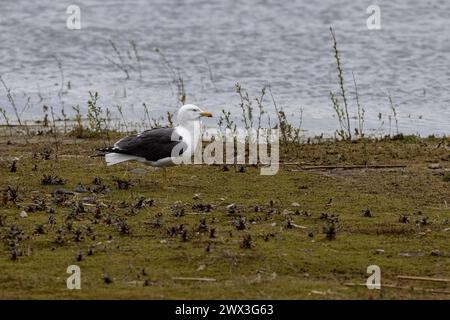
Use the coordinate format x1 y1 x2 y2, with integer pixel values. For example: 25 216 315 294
200 111 213 118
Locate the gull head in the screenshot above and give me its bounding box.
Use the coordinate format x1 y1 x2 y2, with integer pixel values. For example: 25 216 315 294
177 104 212 125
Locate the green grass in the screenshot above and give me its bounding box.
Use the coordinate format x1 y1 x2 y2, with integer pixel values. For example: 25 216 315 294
0 135 449 299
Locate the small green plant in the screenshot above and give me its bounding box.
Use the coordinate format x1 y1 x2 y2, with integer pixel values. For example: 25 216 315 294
34 223 46 235
352 72 365 138
0 76 30 140
41 105 49 128
235 83 253 130
142 103 153 128
61 106 69 134
322 214 339 240
49 105 60 160
166 111 174 128
4 225 24 260
329 28 371 140
72 228 84 242
41 174 66 185
0 214 7 227
87 91 105 132
443 172 450 182
116 217 130 235
240 234 254 249
72 104 82 130
268 86 301 145
5 185 20 204
0 107 12 136
323 220 338 240
329 27 351 140
255 86 266 132
115 105 128 132
234 216 247 230
113 177 133 190
388 93 399 136
218 109 236 133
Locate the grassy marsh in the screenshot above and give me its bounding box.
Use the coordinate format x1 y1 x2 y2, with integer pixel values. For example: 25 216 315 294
0 134 449 299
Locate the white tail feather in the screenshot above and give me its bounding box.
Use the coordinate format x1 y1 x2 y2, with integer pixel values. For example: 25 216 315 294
105 153 140 166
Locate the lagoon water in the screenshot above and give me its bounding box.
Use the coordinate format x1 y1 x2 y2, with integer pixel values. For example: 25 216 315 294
0 0 449 136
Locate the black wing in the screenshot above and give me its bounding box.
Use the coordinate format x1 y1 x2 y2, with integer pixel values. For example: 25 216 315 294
99 128 187 161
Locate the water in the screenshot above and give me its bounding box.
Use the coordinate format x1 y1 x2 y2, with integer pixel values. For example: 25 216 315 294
0 0 449 136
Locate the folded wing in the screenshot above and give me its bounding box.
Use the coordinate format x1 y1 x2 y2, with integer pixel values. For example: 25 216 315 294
104 128 187 161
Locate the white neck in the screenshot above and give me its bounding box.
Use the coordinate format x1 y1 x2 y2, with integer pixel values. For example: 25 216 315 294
177 119 202 154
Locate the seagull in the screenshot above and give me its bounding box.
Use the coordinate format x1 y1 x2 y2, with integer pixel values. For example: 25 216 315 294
99 104 212 169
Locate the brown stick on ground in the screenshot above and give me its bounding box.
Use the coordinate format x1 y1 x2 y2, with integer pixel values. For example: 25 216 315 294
172 277 216 282
397 275 450 283
290 164 407 171
344 283 450 294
